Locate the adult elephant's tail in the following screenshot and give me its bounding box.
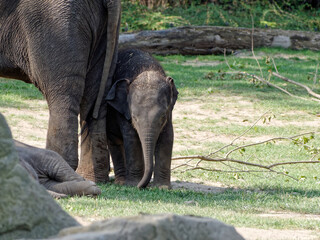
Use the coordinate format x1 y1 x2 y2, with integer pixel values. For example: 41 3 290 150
93 0 121 119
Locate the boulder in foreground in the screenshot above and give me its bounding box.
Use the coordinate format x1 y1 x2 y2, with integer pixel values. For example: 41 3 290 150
56 214 245 240
0 113 79 240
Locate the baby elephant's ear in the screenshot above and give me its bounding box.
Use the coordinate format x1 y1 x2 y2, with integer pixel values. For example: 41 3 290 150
106 79 131 120
166 76 179 107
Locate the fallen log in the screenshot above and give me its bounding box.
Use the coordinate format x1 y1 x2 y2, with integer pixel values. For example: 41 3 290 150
119 26 320 55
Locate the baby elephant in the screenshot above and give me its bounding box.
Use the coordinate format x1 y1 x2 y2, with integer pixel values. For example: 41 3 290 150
16 141 101 198
106 48 178 188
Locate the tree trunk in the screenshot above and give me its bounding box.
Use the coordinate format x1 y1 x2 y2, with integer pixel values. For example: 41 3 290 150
119 26 320 55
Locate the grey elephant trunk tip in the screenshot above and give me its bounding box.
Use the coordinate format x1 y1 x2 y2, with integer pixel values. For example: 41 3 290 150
137 172 153 189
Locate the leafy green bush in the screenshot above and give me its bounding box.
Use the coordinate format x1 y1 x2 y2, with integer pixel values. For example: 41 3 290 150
122 1 187 31
125 0 319 9
121 0 320 32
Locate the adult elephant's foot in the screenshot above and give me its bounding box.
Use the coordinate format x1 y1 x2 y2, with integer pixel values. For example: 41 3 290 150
78 129 110 183
77 158 110 183
78 108 110 183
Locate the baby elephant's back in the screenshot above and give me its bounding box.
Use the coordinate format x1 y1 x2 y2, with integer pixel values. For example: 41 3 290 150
115 48 166 81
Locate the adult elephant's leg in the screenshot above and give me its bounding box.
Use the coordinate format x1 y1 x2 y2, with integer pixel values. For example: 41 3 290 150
76 26 118 182
77 115 110 183
75 8 120 182
154 121 174 188
23 17 89 170
46 80 84 170
76 52 111 183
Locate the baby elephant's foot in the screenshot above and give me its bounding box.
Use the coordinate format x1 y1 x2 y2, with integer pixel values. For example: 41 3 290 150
114 176 126 185
125 177 142 187
150 182 171 190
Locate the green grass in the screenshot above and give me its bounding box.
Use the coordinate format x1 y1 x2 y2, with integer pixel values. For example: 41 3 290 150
157 47 320 111
1 47 320 231
0 79 43 108
121 1 320 32
59 183 320 230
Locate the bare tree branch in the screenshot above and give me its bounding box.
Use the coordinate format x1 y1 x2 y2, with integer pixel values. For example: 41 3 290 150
172 154 319 180
172 111 319 180
272 57 279 74
272 72 320 100
206 109 270 157
172 154 319 170
223 49 315 102
251 14 263 79
312 63 319 90
224 131 317 158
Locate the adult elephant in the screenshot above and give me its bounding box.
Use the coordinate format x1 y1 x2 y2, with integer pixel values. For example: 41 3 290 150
0 0 121 182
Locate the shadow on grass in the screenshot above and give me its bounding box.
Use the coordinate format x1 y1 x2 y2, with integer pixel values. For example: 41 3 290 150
95 182 320 214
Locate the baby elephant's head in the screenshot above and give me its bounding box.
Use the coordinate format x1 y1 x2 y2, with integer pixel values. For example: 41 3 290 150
128 71 177 135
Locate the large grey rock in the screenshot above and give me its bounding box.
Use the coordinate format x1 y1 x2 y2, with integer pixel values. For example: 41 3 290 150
56 214 245 240
0 113 79 240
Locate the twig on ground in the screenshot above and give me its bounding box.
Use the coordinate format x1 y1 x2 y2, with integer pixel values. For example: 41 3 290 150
172 110 319 180
206 110 270 157
224 131 316 158
272 72 320 100
272 57 279 74
223 50 314 102
251 14 263 79
172 154 319 181
172 154 319 170
312 63 319 90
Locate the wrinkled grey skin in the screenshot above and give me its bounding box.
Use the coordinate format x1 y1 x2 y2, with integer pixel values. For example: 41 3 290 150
106 49 178 188
15 141 101 198
0 0 121 183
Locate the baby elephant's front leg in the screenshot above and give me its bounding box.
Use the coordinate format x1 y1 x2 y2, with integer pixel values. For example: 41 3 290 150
153 121 174 189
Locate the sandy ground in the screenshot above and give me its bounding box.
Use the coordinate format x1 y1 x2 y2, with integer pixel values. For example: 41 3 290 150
1 94 320 240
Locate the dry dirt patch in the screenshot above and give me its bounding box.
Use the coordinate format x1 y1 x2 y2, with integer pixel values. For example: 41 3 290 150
234 51 314 61
237 227 320 240
174 97 319 128
258 211 320 221
171 177 231 194
181 60 222 67
172 96 319 157
1 100 48 148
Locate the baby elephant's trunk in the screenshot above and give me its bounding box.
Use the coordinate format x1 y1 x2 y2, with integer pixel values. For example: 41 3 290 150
137 132 157 188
